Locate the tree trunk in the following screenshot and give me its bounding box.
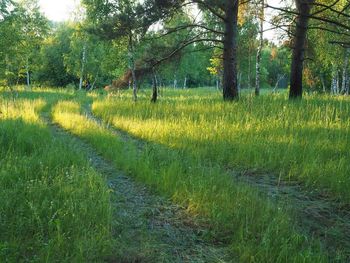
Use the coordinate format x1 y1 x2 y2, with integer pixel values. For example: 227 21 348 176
5 54 9 86
341 48 350 94
255 0 264 96
91 73 98 91
79 43 87 90
183 76 187 89
155 74 160 96
158 75 163 97
238 72 242 91
173 73 177 89
289 0 314 99
25 57 31 89
331 65 339 94
248 45 251 88
273 74 285 93
128 34 137 102
222 0 239 101
151 69 158 103
320 74 326 93
131 68 137 101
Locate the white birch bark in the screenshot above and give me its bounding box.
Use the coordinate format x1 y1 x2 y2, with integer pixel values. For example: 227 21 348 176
26 57 30 89
79 43 87 90
320 74 326 93
173 73 177 89
255 0 264 96
331 65 339 94
341 48 350 94
273 74 285 93
128 34 137 102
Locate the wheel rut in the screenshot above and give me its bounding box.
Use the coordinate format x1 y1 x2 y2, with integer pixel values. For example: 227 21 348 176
233 170 350 261
86 106 350 262
43 113 230 263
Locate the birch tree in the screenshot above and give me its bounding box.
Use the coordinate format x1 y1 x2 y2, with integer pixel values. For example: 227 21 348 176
83 0 154 101
17 0 48 88
255 0 264 96
341 48 349 94
0 0 47 88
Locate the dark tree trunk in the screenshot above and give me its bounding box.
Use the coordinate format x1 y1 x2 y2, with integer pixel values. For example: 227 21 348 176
289 0 314 99
222 0 239 101
151 69 158 103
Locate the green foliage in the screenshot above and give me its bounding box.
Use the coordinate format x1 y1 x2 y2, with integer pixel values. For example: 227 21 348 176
0 0 49 86
36 23 77 86
0 0 12 17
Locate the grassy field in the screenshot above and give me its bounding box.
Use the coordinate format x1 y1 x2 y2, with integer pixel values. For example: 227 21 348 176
94 89 350 202
0 90 112 262
1 87 349 262
52 98 328 262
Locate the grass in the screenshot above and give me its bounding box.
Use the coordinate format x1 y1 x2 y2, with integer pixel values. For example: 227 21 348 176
52 99 329 262
93 89 350 202
2 87 349 262
0 93 113 262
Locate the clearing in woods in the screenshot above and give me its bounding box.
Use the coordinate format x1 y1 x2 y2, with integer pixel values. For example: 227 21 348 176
86 99 350 261
1 88 350 262
45 112 230 262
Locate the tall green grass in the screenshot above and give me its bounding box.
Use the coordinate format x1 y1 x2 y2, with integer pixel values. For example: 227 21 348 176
52 100 328 262
93 90 350 202
0 98 112 262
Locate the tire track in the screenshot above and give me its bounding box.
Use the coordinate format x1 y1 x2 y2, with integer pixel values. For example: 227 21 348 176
44 113 231 263
87 106 350 262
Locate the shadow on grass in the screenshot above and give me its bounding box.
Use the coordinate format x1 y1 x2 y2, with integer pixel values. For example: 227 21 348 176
0 117 112 262
88 105 350 261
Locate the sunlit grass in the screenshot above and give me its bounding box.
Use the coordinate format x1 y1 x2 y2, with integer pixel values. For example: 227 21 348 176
52 100 328 262
93 90 350 202
0 96 112 262
3 87 348 262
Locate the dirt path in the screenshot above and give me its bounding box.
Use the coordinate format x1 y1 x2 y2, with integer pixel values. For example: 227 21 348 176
43 113 230 263
233 170 350 261
86 106 350 261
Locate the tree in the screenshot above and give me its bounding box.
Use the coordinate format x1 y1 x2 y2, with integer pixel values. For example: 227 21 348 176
221 0 240 100
255 0 264 96
1 0 48 88
267 0 350 98
83 0 245 101
0 8 20 87
83 0 161 101
0 0 12 18
36 23 77 87
289 0 315 99
0 0 48 88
